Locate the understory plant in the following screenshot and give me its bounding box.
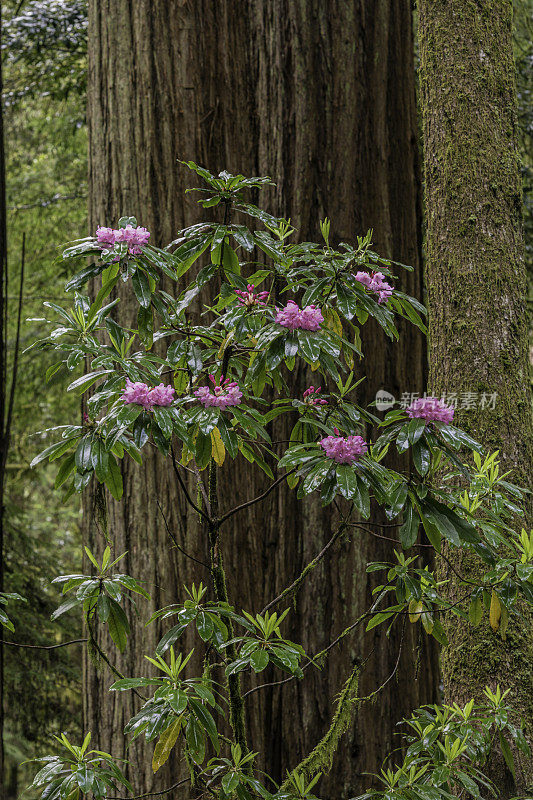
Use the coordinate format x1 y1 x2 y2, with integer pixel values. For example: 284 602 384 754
16 163 533 799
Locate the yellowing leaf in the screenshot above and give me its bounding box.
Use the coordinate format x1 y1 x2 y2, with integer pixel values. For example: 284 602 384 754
468 596 483 626
353 326 361 353
310 361 320 372
408 599 423 623
152 716 182 773
218 330 235 360
421 612 434 634
344 349 354 369
489 591 501 631
173 360 189 395
287 472 299 489
180 445 193 466
500 606 509 640
323 307 343 339
211 427 226 466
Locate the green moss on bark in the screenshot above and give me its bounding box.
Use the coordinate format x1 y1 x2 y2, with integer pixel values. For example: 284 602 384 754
280 665 360 788
418 1 533 795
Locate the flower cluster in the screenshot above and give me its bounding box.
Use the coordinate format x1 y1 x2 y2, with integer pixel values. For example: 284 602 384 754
319 429 368 464
96 225 151 255
303 386 328 406
194 375 243 409
235 284 269 308
123 379 175 409
355 271 393 304
275 301 324 331
406 396 454 425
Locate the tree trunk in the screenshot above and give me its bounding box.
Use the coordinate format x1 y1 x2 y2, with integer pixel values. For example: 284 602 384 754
418 1 533 796
0 14 8 796
85 2 438 797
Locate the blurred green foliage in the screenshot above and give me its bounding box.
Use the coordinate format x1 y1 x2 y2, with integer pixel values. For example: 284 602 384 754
3 2 87 796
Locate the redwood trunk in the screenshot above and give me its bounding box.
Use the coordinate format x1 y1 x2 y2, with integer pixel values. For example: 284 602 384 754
85 2 437 797
418 1 533 796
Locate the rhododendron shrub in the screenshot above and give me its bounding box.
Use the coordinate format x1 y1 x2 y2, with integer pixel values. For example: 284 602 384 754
27 164 532 800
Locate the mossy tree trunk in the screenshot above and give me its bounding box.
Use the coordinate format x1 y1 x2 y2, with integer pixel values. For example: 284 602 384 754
85 2 438 797
418 1 533 796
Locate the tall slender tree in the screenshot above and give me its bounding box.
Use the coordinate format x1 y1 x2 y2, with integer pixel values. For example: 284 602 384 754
86 1 437 796
418 1 533 797
0 9 7 794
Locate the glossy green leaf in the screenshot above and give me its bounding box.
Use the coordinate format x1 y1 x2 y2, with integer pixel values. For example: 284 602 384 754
399 504 419 549
131 269 151 308
107 598 130 651
250 648 269 673
105 455 123 500
185 716 205 764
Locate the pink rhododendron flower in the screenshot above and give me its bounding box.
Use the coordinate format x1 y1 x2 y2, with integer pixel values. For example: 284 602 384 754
123 379 152 408
123 379 175 409
275 301 324 331
95 225 151 256
299 304 325 330
319 428 368 464
355 270 393 304
406 396 454 425
275 300 301 329
114 225 151 255
235 284 269 308
194 375 243 409
148 384 175 407
354 271 373 289
96 226 117 248
303 386 328 406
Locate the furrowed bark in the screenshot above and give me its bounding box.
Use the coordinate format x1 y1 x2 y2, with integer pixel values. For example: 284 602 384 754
85 2 437 797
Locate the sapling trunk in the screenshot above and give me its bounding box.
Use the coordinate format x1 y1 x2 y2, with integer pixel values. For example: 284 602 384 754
207 460 249 758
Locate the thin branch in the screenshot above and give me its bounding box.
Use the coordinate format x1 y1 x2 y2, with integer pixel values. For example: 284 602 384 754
107 777 190 800
0 638 87 650
356 519 409 528
5 234 24 442
170 445 211 522
156 499 210 570
437 548 481 587
243 672 294 698
9 191 86 212
312 612 372 663
260 511 352 614
346 521 433 547
191 461 210 513
219 469 296 526
346 522 478 585
206 455 250 757
245 582 400 700
85 613 146 702
357 616 407 703
243 610 371 698
166 322 220 347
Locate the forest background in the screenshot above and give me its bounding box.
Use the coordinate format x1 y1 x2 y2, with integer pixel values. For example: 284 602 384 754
1 1 532 798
